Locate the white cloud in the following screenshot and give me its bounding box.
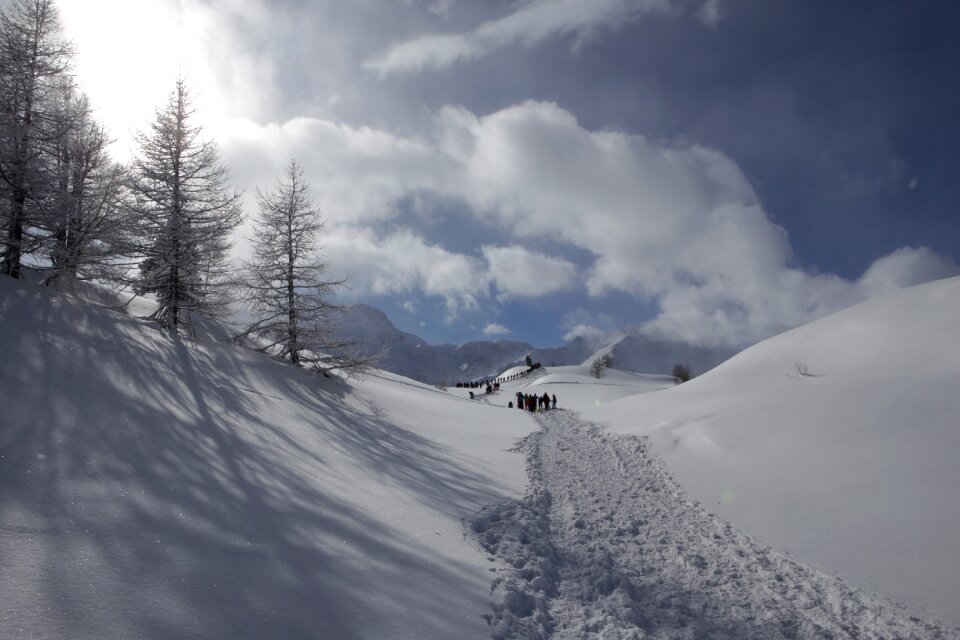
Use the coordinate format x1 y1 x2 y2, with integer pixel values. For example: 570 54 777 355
696 0 722 28
482 245 579 299
218 101 958 348
563 324 606 341
220 117 445 227
561 308 617 341
365 0 675 75
483 323 511 336
856 247 959 299
322 227 486 319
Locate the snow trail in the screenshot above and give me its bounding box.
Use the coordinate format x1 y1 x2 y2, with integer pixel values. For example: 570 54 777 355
469 410 958 640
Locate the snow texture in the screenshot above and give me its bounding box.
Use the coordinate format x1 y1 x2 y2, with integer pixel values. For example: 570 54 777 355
586 275 960 625
0 277 533 639
471 409 958 640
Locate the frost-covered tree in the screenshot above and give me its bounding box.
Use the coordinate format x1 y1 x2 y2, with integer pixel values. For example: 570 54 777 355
43 89 131 286
0 0 74 278
590 354 612 378
128 77 242 332
239 159 368 373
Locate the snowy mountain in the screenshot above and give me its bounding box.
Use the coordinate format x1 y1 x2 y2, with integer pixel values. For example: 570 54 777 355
339 304 735 384
337 304 532 383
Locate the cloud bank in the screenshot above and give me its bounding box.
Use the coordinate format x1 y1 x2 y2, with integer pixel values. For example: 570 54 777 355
219 100 959 347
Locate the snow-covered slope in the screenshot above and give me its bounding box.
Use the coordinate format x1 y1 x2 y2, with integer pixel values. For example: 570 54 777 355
584 275 960 625
580 328 735 379
0 278 535 639
6 273 958 636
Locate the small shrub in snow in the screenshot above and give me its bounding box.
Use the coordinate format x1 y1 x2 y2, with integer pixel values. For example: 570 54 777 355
672 362 693 383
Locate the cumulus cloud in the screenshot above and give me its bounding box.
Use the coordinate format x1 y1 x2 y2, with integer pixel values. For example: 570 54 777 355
322 227 486 319
483 323 511 336
219 101 958 348
365 0 675 75
561 308 618 341
220 117 445 226
483 245 579 299
856 247 959 298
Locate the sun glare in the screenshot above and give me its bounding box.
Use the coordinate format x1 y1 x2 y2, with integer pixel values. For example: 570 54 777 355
57 0 227 158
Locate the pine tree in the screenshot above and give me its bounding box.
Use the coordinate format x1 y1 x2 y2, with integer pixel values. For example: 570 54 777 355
0 0 74 278
128 77 242 332
239 159 367 373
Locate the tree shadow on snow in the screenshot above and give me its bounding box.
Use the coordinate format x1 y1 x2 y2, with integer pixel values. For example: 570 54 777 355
0 283 502 639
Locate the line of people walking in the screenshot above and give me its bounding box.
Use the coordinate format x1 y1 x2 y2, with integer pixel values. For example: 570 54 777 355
456 380 498 390
511 391 557 412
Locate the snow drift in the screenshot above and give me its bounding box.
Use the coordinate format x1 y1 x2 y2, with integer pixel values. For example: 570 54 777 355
585 275 960 625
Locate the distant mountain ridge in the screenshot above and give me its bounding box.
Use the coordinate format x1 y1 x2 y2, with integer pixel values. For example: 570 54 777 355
337 304 736 384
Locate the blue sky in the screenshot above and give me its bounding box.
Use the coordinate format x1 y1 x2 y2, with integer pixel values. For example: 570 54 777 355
60 0 960 348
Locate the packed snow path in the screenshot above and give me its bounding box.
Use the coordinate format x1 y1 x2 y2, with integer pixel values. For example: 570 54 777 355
469 410 958 640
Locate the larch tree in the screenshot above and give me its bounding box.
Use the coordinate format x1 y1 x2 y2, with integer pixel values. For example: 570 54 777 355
43 88 130 286
0 0 74 279
240 159 367 373
128 77 242 333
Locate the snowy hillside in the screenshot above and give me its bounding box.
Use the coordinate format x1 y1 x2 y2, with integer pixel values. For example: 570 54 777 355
579 329 735 380
585 275 960 625
0 278 535 639
3 274 959 638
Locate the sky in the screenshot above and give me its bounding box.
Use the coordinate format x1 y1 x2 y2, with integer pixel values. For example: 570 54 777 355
54 0 960 349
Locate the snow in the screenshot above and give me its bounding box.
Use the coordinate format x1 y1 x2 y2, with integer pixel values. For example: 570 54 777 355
0 277 534 639
471 410 950 639
583 275 960 626
3 273 960 637
523 365 674 409
497 365 531 380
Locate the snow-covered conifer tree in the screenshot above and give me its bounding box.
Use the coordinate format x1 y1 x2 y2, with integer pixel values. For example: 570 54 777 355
43 89 131 286
128 77 242 332
239 159 367 373
0 0 74 278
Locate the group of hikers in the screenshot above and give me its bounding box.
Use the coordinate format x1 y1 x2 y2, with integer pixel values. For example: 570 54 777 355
495 363 541 384
510 391 557 412
466 381 501 399
462 381 558 412
455 380 497 390
462 357 556 410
